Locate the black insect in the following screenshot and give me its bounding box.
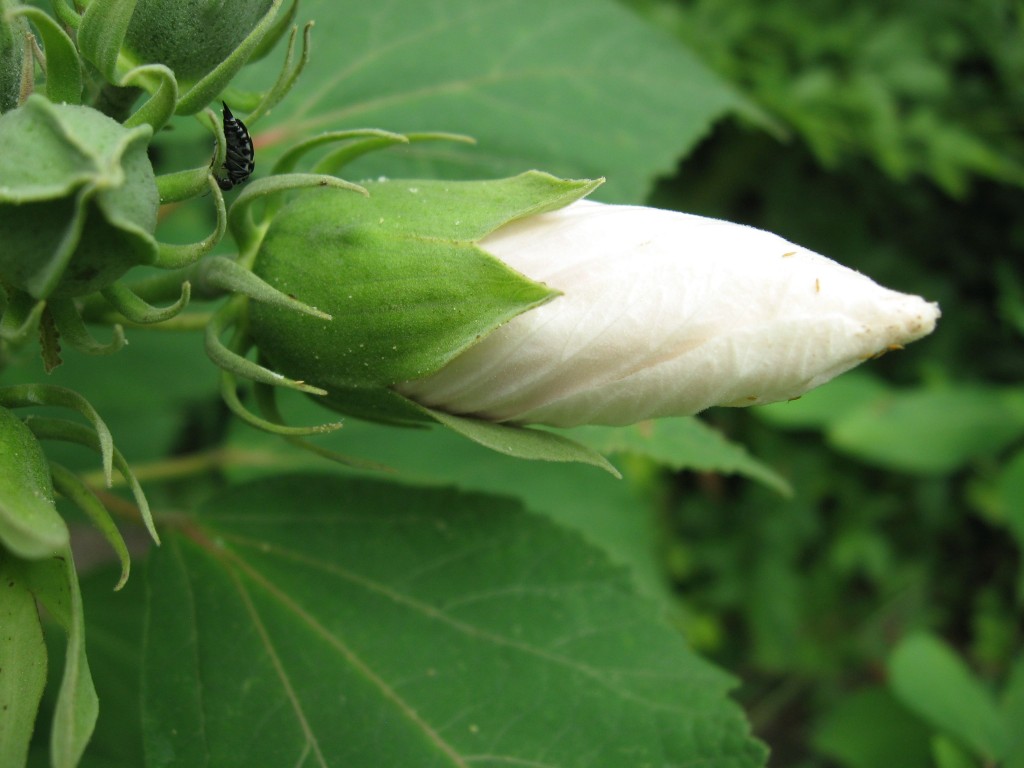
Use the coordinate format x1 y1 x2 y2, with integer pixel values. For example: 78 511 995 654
216 102 254 191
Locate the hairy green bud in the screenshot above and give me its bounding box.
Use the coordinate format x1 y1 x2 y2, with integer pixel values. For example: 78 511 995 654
248 173 590 424
0 95 158 298
111 0 291 114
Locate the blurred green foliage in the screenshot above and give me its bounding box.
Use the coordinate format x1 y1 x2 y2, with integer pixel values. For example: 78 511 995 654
626 0 1024 195
621 0 1024 765
6 0 1022 765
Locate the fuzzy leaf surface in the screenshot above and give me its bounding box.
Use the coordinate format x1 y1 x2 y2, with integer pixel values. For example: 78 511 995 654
240 0 752 202
141 474 766 768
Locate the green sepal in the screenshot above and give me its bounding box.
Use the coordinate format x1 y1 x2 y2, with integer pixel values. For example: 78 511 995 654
312 131 476 176
48 297 126 356
241 20 311 126
8 6 83 106
227 173 368 257
0 286 45 344
22 414 158 545
156 165 211 204
48 462 131 590
313 384 619 475
246 0 297 63
101 279 191 324
50 0 81 30
318 384 437 427
272 128 410 176
0 96 159 298
424 407 621 477
0 384 115 487
350 171 601 239
78 0 137 80
0 406 68 559
249 172 598 395
153 175 226 269
121 63 178 131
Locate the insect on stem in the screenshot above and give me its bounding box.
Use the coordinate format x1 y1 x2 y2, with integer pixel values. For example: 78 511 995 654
216 102 255 192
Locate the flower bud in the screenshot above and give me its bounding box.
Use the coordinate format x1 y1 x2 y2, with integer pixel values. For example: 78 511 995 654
120 0 280 112
0 0 27 113
250 175 939 429
0 95 158 298
249 172 589 424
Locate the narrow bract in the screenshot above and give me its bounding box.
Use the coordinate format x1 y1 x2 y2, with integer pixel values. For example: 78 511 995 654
398 200 940 427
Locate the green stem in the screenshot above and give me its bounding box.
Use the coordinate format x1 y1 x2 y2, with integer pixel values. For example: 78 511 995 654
79 445 310 486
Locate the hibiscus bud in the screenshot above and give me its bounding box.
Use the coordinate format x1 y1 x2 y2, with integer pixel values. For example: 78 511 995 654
397 199 940 427
249 175 938 430
120 0 285 113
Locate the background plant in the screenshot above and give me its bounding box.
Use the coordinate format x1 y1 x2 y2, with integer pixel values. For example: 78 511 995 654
1 1 1021 767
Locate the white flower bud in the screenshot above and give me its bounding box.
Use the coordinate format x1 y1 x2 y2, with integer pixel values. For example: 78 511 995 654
397 200 940 427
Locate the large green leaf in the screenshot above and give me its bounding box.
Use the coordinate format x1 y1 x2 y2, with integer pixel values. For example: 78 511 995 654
142 475 766 767
567 418 791 495
224 394 668 602
240 0 753 202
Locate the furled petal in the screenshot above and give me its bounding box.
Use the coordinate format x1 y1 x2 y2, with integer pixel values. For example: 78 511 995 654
398 200 940 427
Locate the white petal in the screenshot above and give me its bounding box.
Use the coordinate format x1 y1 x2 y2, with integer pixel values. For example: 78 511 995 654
398 200 940 427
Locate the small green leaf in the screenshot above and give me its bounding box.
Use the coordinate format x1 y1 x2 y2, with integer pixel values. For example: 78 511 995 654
350 173 603 240
426 406 621 477
142 475 766 767
889 632 1011 762
0 554 48 768
0 406 68 559
568 417 791 494
829 386 1024 473
48 463 131 591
